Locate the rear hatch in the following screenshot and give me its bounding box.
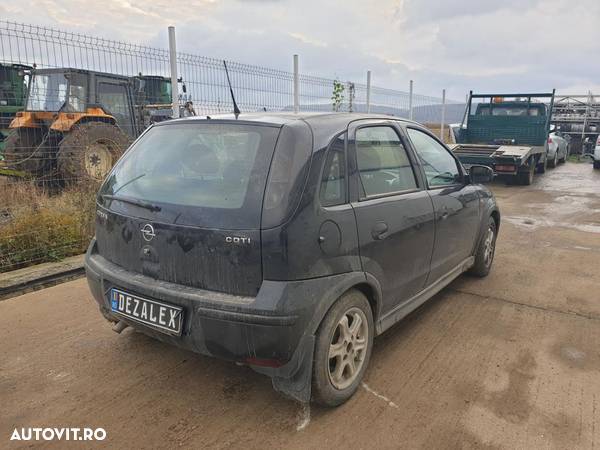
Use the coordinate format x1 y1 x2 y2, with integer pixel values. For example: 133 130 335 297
95 121 281 296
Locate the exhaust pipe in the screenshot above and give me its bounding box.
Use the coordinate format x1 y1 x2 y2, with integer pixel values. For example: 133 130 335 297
112 320 129 334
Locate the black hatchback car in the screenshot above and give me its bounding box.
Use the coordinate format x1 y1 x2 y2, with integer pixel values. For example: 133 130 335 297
85 113 500 406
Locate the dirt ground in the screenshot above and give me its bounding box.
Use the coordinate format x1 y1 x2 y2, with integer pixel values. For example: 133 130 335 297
1 162 599 449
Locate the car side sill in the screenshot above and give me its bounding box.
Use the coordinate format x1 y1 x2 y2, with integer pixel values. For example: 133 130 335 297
376 256 474 334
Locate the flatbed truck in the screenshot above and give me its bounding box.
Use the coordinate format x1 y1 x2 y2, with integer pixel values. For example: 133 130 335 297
451 91 555 185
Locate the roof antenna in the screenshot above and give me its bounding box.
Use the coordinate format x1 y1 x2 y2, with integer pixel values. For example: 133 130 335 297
223 60 240 119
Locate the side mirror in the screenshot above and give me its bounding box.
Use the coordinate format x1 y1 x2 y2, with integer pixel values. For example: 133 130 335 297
469 165 494 184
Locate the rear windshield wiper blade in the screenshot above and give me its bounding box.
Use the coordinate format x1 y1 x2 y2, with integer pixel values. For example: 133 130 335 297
101 194 161 212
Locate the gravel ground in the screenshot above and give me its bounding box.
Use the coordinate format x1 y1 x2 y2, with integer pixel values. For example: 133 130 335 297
1 161 599 449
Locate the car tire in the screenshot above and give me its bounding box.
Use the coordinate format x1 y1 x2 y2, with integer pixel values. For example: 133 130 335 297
548 152 557 168
560 149 567 163
312 289 374 407
594 160 600 170
469 216 497 278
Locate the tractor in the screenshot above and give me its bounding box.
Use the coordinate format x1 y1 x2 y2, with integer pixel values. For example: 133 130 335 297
4 68 149 182
133 74 196 125
0 64 31 157
133 74 174 127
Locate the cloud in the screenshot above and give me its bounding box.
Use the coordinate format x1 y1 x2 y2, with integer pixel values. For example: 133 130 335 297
0 0 598 100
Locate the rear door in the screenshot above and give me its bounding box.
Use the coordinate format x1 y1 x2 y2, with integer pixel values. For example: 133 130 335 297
405 127 480 283
349 121 435 314
95 121 281 297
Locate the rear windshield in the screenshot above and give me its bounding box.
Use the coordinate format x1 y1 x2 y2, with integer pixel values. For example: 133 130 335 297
99 122 280 229
475 104 545 116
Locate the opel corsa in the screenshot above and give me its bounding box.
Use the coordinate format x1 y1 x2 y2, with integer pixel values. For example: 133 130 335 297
85 113 500 406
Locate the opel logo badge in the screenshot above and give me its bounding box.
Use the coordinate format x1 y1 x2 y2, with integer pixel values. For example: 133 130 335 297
141 224 155 242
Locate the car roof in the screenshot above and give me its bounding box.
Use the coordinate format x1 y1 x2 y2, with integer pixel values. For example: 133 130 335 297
170 112 419 128
160 112 426 151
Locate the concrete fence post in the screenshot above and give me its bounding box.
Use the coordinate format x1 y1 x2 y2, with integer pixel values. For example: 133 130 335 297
441 89 446 141
366 70 372 113
293 54 299 114
168 26 179 118
409 79 414 120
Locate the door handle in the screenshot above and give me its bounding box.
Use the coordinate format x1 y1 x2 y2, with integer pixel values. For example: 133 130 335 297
440 206 449 220
371 222 389 240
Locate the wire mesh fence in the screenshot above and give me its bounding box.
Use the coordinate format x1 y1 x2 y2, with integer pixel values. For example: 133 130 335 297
0 20 463 272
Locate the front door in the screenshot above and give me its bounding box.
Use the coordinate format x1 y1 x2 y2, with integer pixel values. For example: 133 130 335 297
349 121 435 315
405 127 480 283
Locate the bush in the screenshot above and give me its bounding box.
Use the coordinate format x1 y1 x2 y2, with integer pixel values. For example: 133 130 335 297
0 181 98 272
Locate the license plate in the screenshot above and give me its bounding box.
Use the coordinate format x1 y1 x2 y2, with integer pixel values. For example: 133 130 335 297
110 288 183 336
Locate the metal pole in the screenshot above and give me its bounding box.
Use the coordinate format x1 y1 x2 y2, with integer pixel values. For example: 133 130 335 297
168 26 179 118
581 90 591 154
440 89 446 141
293 54 299 114
408 79 414 120
366 70 372 113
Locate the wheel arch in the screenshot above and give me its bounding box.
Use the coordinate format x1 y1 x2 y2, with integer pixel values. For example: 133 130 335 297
354 278 382 328
49 111 116 133
472 205 500 257
490 208 501 231
307 272 383 336
74 115 117 127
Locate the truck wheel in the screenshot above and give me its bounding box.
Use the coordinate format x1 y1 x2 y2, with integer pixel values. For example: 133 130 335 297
312 289 374 407
57 122 131 183
517 162 535 185
3 128 47 175
536 155 547 174
469 216 497 277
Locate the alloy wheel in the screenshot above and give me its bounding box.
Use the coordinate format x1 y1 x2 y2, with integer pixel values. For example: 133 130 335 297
328 307 369 390
483 226 495 267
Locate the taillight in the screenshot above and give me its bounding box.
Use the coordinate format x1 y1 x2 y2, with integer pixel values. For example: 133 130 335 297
547 137 553 144
596 136 600 145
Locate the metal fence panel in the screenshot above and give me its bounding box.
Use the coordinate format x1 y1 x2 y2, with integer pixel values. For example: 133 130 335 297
0 20 462 272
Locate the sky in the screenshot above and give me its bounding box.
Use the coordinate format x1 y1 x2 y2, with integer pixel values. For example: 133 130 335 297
1 0 599 100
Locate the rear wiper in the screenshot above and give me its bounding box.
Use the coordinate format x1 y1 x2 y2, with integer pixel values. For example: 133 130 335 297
114 173 146 194
102 194 161 212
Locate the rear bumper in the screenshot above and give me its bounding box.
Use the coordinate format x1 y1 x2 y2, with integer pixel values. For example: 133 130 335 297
84 239 363 402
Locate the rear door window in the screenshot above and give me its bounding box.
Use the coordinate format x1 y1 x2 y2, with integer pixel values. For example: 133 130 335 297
355 126 417 198
99 123 280 229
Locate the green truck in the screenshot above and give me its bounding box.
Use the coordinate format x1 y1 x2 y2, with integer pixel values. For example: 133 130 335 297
450 91 555 185
0 64 31 157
